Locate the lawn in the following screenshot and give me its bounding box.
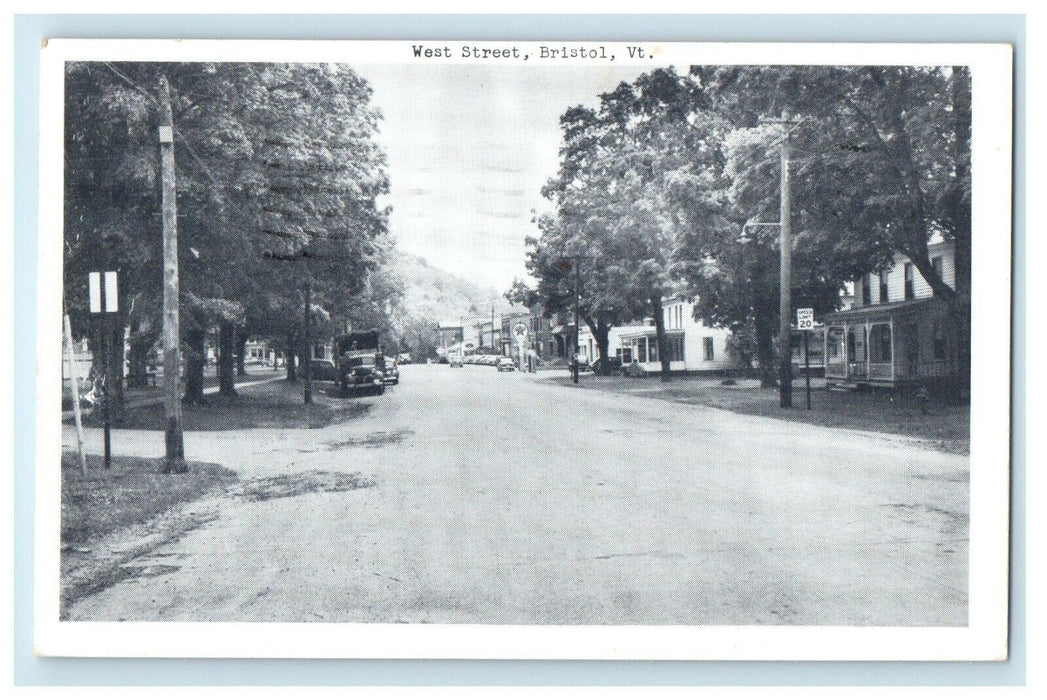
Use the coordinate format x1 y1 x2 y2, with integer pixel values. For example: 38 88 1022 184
548 374 970 454
61 452 238 545
83 378 371 431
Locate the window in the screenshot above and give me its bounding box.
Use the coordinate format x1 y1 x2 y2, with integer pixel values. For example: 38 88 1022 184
933 321 947 361
861 274 871 305
637 338 648 363
869 324 892 363
931 255 944 281
662 334 685 362
703 337 715 361
904 263 915 300
313 344 326 359
879 270 890 303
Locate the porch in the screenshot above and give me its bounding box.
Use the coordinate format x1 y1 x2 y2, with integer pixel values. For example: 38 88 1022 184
617 329 686 373
823 298 957 387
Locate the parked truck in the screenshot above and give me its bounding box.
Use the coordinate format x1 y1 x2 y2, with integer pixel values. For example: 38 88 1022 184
334 330 386 397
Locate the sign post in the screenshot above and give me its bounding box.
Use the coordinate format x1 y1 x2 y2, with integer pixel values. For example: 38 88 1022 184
796 308 814 411
89 271 119 469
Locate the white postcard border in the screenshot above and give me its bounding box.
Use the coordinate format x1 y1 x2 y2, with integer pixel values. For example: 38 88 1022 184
34 39 1013 660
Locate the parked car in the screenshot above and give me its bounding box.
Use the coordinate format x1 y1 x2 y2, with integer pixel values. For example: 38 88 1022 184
588 356 624 376
310 359 339 382
496 357 516 372
449 355 464 368
382 357 400 385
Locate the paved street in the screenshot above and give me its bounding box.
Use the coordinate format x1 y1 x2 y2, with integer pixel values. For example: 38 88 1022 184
63 364 968 625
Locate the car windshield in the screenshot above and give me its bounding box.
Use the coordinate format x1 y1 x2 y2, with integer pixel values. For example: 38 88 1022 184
348 357 375 368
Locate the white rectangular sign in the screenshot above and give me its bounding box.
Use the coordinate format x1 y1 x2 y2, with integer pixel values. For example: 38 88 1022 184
796 307 814 330
104 270 118 312
88 271 101 313
89 271 118 313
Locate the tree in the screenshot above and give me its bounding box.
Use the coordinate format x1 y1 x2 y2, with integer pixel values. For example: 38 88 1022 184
64 62 391 407
691 65 971 384
527 70 709 380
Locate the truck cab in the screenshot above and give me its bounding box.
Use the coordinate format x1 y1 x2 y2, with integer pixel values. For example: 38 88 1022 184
335 330 386 397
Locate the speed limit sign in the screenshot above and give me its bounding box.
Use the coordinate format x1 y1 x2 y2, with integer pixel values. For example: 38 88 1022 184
796 308 815 330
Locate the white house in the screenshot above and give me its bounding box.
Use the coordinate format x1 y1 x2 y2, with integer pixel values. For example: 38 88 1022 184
822 237 959 387
577 296 733 373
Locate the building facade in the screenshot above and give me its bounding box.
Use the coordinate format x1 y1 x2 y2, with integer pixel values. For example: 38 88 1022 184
576 296 733 374
822 238 959 388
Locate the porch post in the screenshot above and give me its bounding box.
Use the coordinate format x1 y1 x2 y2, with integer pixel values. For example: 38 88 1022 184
890 317 896 383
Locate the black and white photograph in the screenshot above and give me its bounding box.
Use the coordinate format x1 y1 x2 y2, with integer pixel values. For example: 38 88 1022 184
35 40 1013 660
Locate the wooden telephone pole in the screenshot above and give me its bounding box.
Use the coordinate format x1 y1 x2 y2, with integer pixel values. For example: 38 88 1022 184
158 74 186 473
762 111 801 408
303 272 312 405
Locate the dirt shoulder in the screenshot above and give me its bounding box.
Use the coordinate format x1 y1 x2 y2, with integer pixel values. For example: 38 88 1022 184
60 455 375 619
60 453 238 618
545 374 970 455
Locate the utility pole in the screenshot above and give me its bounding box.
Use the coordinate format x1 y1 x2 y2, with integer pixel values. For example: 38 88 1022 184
779 116 793 407
303 273 312 405
158 74 186 473
573 260 581 384
762 111 800 408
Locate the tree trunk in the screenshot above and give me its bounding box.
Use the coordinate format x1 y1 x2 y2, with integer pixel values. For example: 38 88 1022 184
183 327 206 404
127 335 151 389
235 327 248 377
950 65 972 394
218 321 237 396
651 295 671 382
754 303 778 388
285 339 297 382
586 316 613 376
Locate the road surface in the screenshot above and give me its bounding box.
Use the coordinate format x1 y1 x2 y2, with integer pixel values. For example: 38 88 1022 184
63 364 968 625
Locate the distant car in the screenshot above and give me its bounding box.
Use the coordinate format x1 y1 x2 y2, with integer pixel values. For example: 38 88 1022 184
449 355 464 368
397 352 412 364
310 359 339 382
382 357 400 385
496 357 516 372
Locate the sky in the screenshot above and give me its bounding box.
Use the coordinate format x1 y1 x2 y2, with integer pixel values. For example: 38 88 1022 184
354 64 652 293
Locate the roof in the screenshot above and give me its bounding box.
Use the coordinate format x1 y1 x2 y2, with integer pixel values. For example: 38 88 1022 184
823 297 945 322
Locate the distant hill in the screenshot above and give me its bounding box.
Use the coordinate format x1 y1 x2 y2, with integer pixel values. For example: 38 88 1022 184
390 249 520 325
